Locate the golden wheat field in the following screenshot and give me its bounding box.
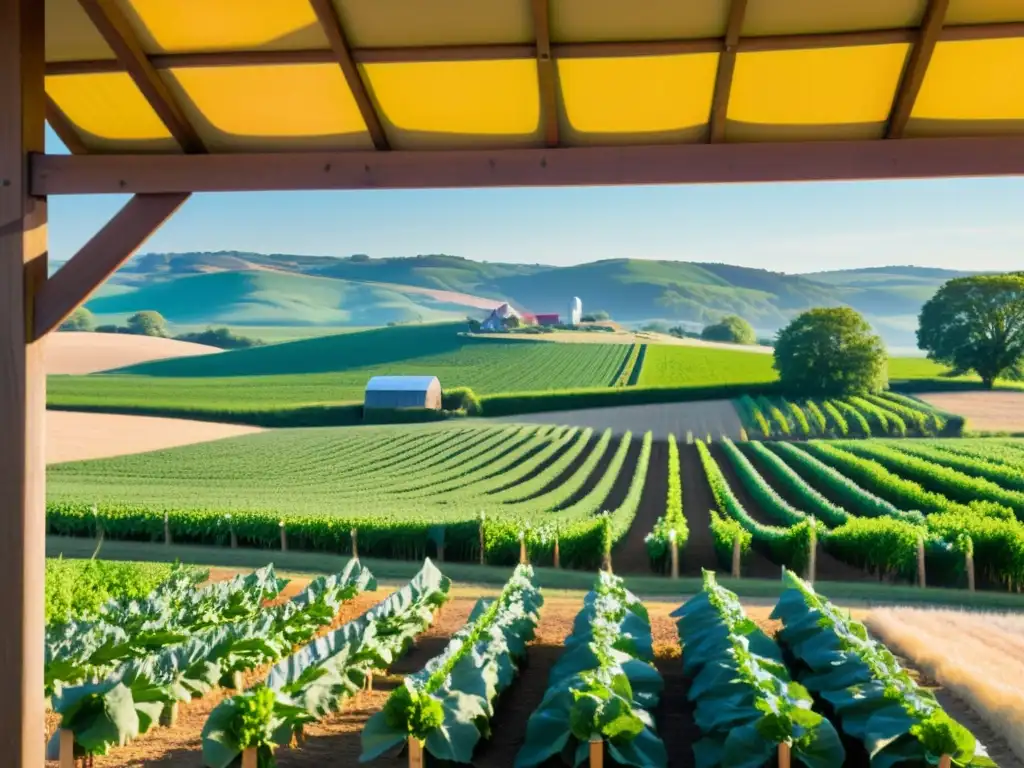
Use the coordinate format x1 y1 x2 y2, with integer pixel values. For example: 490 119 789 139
866 607 1024 765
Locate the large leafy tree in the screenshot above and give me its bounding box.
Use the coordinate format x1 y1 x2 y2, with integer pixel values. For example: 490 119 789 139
59 306 95 332
773 307 887 395
701 314 757 345
917 273 1024 388
126 310 169 337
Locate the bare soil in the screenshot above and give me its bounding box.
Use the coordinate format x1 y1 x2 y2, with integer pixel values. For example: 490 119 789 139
46 332 220 375
47 411 262 465
916 391 1024 433
494 400 744 441
678 443 725 576
615 440 668 573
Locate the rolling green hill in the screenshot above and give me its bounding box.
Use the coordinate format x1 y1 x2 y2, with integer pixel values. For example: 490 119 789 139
85 270 470 326
87 251 995 346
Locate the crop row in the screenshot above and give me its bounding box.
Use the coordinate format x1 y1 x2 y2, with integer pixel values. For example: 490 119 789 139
734 392 955 440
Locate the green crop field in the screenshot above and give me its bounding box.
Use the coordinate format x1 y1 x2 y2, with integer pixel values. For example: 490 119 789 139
636 345 777 387
48 323 632 412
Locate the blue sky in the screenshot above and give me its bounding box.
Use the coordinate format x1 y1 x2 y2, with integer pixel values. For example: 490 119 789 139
47 126 1024 273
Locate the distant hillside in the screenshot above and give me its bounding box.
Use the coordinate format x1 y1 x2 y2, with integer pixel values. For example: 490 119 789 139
89 251 993 345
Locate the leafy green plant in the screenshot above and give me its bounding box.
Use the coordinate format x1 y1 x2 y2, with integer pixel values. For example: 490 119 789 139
361 564 542 762
674 571 844 768
49 560 376 759
515 571 666 768
772 570 995 768
645 434 688 572
202 559 449 768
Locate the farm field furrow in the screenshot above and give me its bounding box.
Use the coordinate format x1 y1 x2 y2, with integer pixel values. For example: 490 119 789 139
45 421 1024 590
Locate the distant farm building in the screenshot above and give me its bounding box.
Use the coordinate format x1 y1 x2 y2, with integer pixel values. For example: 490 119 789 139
536 313 560 326
364 376 442 410
568 297 583 326
481 302 522 331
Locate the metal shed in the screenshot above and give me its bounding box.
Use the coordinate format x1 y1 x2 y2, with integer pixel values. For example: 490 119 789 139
364 376 442 410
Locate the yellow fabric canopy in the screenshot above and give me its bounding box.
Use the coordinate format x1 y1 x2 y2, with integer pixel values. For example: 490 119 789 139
43 0 1024 154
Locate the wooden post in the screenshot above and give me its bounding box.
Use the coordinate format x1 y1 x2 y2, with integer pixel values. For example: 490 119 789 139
232 670 244 691
279 521 287 551
938 755 951 768
778 742 791 768
807 521 817 584
163 511 171 545
58 730 75 768
669 530 679 579
966 550 975 592
408 737 424 768
519 531 527 565
0 3 48 765
553 532 560 569
732 532 742 578
226 515 237 548
917 534 926 588
351 528 358 559
589 737 603 768
366 671 373 692
479 514 486 565
241 748 258 768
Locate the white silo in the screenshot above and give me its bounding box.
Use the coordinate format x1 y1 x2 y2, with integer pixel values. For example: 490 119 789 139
569 296 582 326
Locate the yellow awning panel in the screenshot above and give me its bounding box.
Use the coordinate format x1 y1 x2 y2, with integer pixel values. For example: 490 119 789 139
337 0 533 48
743 0 924 36
946 0 1024 26
727 45 909 141
557 54 718 143
363 60 541 148
907 38 1024 136
46 73 178 152
551 0 728 43
122 0 328 54
167 65 374 150
46 0 115 62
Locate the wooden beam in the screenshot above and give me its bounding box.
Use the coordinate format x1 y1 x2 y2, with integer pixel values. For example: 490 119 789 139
887 0 949 139
44 20 1024 76
0 0 47 765
309 0 389 150
709 0 747 143
45 95 88 155
33 193 189 338
31 136 1024 194
76 0 205 152
531 0 559 147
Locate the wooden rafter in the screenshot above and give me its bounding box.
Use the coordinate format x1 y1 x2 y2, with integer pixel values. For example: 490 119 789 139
43 21 1024 76
45 95 88 155
531 0 559 147
33 192 190 338
708 0 748 143
76 0 205 152
308 0 389 150
31 136 1024 195
887 0 950 139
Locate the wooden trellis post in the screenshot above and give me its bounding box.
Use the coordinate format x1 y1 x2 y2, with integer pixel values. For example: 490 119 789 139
917 534 926 588
589 738 603 768
479 513 486 565
351 528 358 559
807 521 817 584
669 529 679 579
731 532 742 578
553 532 560 569
279 521 287 551
163 510 171 545
58 729 74 768
966 549 975 592
226 515 237 549
939 755 951 768
241 748 257 768
408 737 424 768
778 742 791 768
519 531 527 565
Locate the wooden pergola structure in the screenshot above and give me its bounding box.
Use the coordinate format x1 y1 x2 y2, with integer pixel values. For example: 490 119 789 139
3 0 1024 761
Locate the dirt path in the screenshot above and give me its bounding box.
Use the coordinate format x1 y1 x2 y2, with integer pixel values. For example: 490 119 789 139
709 445 786 580
615 440 666 574
678 443 725 576
917 391 1024 433
47 410 262 465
